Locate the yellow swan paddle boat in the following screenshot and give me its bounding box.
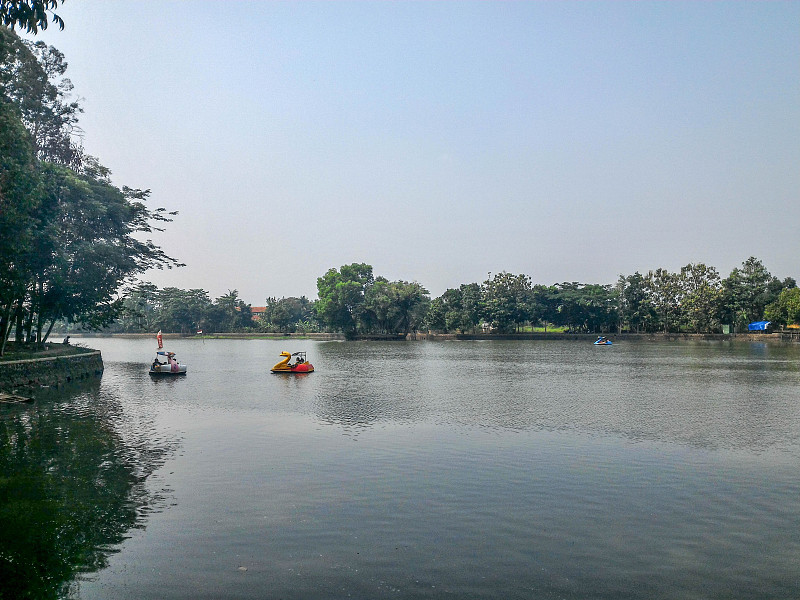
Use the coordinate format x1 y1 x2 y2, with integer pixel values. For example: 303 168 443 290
271 351 314 373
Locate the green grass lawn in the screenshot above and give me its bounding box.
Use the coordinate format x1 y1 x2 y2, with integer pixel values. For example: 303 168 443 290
516 325 569 333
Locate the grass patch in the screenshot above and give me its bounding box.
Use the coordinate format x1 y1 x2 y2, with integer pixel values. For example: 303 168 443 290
516 325 569 333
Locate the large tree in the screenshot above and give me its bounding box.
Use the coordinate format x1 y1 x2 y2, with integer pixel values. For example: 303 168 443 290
428 283 483 334
678 263 721 333
482 272 532 333
645 268 682 333
0 99 39 353
33 164 179 340
315 263 374 338
426 288 461 333
616 272 654 333
0 27 181 352
382 280 429 336
719 257 784 330
150 287 212 335
529 284 561 332
209 289 252 332
764 287 800 328
552 282 617 333
118 282 159 332
261 296 314 333
0 26 81 166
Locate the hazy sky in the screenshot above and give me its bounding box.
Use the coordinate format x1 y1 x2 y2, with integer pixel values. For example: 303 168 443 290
30 1 800 304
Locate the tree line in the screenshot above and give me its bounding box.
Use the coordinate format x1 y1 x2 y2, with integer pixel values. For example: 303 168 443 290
104 257 797 338
108 286 254 335
0 25 179 355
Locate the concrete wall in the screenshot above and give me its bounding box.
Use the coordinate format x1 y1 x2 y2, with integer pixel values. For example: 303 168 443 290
0 350 104 391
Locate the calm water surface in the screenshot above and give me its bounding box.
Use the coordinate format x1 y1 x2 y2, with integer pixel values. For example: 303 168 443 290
2 339 799 599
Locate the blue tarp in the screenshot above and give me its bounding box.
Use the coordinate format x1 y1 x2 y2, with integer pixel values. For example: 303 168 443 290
748 321 771 331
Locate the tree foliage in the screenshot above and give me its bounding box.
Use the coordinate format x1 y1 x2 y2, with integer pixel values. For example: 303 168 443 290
422 258 793 336
315 263 374 338
261 296 315 333
0 99 39 349
678 263 721 333
616 272 654 333
764 287 800 328
718 257 787 331
365 279 429 335
112 286 257 335
426 283 482 333
79 256 800 337
482 272 532 333
0 28 82 166
315 263 429 337
545 282 617 333
0 0 64 33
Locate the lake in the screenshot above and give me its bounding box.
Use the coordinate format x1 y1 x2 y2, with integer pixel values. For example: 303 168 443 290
2 338 799 599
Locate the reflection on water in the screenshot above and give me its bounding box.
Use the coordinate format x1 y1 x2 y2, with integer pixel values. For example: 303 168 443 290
3 338 800 599
0 375 178 600
313 340 800 454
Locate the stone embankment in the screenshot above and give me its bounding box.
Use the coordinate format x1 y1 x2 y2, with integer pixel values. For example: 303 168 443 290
0 348 104 391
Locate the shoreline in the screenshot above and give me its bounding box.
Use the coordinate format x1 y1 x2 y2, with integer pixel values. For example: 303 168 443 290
2 331 795 392
63 331 799 344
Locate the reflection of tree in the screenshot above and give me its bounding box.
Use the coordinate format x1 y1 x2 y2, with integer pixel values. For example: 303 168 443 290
0 380 176 599
311 341 800 453
314 380 383 432
312 342 431 434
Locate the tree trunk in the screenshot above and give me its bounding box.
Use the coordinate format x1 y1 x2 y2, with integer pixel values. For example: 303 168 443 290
42 318 56 343
35 316 43 348
23 307 34 344
14 299 24 345
0 302 14 356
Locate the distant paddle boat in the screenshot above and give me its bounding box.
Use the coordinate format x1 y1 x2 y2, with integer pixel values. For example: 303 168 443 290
594 336 612 346
271 351 314 373
150 351 187 375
